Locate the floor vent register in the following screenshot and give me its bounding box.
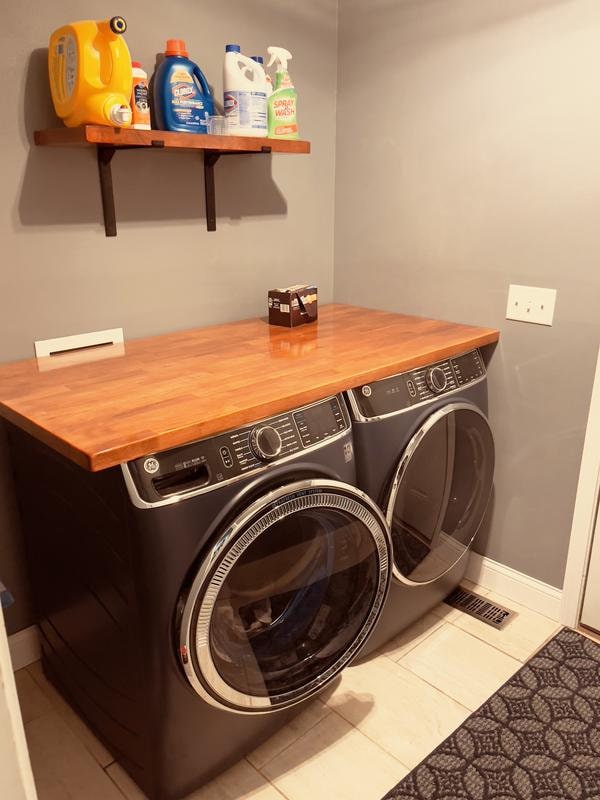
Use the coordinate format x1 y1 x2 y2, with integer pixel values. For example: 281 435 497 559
444 586 516 629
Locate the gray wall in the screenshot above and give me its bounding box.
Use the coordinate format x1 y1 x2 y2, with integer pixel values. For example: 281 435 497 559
0 0 338 634
334 0 600 588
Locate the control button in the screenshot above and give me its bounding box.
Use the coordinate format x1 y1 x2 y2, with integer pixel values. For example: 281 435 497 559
406 380 417 398
426 366 448 394
219 446 234 469
361 386 372 397
250 425 283 462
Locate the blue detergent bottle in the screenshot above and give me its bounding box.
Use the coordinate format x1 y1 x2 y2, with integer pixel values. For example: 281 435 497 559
153 39 214 133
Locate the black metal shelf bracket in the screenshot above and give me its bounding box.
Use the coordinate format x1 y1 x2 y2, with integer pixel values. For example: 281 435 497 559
96 142 273 237
203 146 271 233
203 152 221 232
97 146 117 237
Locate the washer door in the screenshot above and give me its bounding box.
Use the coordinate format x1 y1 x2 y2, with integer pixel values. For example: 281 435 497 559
179 480 391 713
387 402 494 585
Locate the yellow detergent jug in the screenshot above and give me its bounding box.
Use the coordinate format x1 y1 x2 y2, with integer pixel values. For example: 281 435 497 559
48 16 133 128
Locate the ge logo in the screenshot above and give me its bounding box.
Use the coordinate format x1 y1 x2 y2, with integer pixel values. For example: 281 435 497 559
361 385 372 397
143 457 160 474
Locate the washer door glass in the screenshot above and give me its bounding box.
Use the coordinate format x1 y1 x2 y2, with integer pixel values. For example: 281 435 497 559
387 403 494 585
180 482 390 713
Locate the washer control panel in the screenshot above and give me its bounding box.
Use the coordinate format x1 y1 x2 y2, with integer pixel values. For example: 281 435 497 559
293 397 347 447
350 349 485 419
128 395 350 503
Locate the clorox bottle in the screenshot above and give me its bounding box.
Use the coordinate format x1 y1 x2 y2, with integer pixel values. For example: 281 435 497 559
153 40 214 134
48 16 133 128
223 45 268 136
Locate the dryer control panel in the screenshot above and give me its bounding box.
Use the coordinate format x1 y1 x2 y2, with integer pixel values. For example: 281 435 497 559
126 395 350 504
350 349 486 419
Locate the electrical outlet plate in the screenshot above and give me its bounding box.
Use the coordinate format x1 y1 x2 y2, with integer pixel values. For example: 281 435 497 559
506 284 556 326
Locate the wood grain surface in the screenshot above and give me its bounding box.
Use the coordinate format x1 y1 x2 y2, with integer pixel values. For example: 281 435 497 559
34 126 311 154
0 305 499 471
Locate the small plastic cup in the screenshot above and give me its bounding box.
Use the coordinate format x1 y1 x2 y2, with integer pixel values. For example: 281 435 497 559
207 115 227 135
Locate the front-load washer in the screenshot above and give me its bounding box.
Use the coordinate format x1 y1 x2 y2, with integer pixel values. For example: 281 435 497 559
8 394 391 800
345 349 495 656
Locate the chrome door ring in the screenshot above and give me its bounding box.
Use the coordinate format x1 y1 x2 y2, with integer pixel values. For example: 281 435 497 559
179 479 391 714
386 402 494 586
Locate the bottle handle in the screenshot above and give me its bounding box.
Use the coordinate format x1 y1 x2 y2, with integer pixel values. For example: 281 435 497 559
192 65 212 97
233 52 265 81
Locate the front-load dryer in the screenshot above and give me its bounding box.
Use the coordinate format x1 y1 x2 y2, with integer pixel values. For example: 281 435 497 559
8 394 391 800
345 349 495 656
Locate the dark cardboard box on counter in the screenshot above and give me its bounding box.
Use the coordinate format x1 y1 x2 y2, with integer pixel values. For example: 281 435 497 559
268 285 318 328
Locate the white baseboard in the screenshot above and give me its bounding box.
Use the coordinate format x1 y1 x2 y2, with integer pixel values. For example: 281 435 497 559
8 625 40 671
466 552 563 622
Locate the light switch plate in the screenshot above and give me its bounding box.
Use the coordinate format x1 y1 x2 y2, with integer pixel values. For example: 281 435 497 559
506 284 556 326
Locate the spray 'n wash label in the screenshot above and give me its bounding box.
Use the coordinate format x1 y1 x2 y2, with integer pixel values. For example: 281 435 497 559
267 47 299 140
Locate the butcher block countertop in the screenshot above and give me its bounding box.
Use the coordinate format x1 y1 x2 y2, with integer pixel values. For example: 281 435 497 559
0 305 499 471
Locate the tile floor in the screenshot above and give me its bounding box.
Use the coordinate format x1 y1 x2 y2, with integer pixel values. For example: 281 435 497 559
15 583 562 800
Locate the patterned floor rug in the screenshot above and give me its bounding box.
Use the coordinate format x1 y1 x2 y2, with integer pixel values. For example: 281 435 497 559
383 628 600 800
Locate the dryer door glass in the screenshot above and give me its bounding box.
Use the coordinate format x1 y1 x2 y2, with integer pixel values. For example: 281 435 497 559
180 483 391 712
387 403 494 585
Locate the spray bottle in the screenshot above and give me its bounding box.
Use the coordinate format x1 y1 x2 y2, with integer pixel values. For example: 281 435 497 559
266 46 298 140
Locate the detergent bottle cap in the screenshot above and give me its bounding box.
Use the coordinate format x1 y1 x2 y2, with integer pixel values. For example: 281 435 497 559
108 103 132 126
131 61 142 68
267 46 293 72
165 39 188 57
109 16 127 35
226 44 241 53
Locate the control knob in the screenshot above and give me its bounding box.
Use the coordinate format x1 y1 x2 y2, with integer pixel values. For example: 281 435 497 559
426 366 448 394
250 425 283 461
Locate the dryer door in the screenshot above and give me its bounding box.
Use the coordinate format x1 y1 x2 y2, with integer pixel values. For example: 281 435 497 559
387 402 494 585
179 480 391 713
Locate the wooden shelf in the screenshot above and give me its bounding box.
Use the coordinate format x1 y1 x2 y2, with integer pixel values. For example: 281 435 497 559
34 125 311 154
34 125 311 235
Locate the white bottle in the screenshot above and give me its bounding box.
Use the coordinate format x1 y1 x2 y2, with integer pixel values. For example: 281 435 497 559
223 44 268 136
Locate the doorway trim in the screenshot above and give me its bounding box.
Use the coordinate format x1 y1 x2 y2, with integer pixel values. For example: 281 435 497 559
561 345 600 627
0 609 37 799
